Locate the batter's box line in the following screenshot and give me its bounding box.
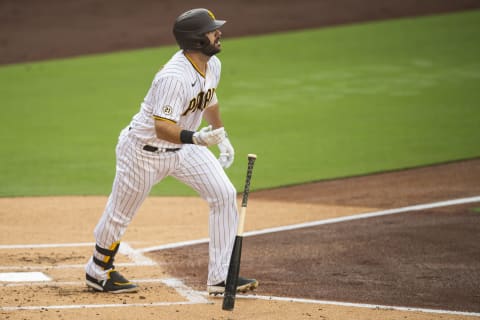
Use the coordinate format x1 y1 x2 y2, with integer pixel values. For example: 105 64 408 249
0 262 154 271
1 278 209 311
3 278 179 288
0 242 95 250
202 292 480 318
0 300 209 312
118 242 157 266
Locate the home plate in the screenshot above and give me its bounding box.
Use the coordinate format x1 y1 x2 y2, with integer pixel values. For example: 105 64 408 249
0 272 52 282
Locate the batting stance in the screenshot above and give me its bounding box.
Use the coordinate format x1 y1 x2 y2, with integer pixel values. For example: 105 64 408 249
85 8 258 294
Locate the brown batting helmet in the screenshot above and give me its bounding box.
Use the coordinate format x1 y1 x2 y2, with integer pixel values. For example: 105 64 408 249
173 8 226 51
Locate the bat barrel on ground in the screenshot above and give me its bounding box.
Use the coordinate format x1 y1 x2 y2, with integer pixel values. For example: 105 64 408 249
222 154 257 311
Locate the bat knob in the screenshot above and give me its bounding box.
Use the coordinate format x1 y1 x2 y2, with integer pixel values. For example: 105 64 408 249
222 294 235 311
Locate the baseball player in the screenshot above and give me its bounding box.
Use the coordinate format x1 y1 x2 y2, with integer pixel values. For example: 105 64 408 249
84 8 258 295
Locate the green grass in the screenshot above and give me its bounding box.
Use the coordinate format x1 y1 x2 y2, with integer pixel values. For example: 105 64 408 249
1 10 479 197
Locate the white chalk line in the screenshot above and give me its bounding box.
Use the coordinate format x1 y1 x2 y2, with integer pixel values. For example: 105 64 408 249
226 294 480 318
138 195 480 253
0 262 156 271
0 242 95 250
1 277 207 304
0 301 206 312
138 238 210 253
0 271 51 282
161 278 208 304
1 278 210 311
2 278 171 287
118 242 157 266
2 284 479 317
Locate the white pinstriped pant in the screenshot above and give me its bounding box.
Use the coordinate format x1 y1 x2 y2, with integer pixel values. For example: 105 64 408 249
85 128 238 285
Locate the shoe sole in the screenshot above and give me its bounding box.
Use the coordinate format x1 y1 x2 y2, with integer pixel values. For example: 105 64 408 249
208 280 259 296
86 279 139 294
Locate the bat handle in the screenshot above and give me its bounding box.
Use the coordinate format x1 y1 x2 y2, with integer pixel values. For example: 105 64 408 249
241 154 257 208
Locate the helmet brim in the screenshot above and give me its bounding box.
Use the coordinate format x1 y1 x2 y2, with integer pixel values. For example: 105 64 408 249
205 19 226 33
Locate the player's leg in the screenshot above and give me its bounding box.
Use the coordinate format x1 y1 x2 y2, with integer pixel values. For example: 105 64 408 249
172 145 245 288
85 132 174 292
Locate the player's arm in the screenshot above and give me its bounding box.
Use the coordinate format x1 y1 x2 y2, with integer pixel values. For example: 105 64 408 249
203 103 235 169
202 103 224 129
154 118 184 144
154 118 226 146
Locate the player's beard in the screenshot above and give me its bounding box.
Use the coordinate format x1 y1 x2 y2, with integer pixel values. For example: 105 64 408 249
201 38 221 56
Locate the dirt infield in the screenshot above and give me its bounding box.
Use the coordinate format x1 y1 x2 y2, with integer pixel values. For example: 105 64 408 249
151 159 480 314
2 1 480 319
1 159 480 319
154 203 480 312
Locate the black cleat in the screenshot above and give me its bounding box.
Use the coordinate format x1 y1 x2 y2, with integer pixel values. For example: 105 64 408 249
86 270 138 293
207 276 258 295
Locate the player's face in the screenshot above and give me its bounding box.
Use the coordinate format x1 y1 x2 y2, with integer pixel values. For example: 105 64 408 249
202 29 222 56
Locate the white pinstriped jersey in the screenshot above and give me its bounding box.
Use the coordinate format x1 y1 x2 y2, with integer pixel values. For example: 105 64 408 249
86 48 238 287
129 50 221 148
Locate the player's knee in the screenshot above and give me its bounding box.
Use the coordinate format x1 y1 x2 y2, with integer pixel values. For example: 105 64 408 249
208 182 236 207
224 182 237 199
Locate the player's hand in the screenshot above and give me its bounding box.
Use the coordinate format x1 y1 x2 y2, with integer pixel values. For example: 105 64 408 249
193 125 226 146
218 137 234 169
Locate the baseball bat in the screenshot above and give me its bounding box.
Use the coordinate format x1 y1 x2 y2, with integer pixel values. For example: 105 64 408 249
222 153 257 311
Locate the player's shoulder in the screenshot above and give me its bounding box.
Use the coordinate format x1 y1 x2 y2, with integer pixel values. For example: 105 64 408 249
160 51 189 74
153 51 189 83
208 55 222 77
209 55 222 68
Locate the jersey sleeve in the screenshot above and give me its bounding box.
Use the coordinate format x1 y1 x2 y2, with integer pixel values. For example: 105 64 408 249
149 76 186 123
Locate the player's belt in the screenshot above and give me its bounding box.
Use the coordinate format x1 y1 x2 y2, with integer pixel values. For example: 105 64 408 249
143 145 181 153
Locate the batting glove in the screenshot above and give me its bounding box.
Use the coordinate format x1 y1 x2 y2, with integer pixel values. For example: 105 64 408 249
218 136 234 169
193 125 226 147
